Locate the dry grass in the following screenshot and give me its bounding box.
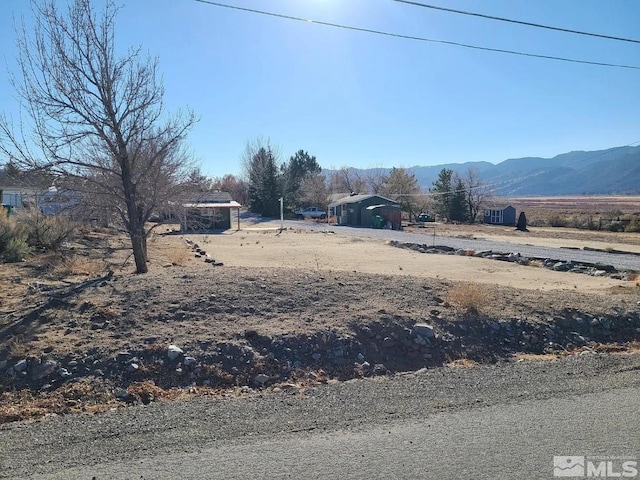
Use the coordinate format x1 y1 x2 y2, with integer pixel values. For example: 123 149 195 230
0 381 116 424
513 353 559 362
505 196 640 229
0 380 226 424
49 255 106 277
126 381 168 404
627 273 640 288
447 358 478 367
163 245 191 266
7 335 31 358
447 282 491 314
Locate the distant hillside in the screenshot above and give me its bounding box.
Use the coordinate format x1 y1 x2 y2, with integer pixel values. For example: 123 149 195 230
474 146 640 195
330 146 640 196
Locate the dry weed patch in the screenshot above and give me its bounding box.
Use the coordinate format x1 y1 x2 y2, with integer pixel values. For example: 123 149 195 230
513 353 559 362
447 283 491 314
49 255 106 277
0 381 115 424
163 246 191 266
447 358 479 367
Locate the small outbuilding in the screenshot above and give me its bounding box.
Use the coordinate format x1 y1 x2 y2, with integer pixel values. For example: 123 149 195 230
330 194 402 230
0 169 50 209
182 191 241 231
483 205 517 226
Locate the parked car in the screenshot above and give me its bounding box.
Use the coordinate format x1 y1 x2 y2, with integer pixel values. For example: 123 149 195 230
417 213 434 222
295 207 327 219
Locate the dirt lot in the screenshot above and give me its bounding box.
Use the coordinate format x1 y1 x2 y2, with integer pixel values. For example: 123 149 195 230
1 218 639 422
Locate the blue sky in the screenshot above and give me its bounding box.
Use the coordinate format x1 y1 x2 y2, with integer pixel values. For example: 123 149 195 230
1 0 639 178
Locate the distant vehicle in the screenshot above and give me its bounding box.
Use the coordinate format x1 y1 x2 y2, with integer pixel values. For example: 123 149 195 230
417 213 434 222
295 207 327 219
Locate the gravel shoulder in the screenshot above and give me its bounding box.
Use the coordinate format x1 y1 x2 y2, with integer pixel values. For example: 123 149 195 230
1 352 639 478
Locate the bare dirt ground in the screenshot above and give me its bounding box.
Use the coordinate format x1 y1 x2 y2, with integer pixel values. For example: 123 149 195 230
1 218 639 422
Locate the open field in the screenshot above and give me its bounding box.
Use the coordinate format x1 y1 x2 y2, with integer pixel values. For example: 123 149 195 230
506 195 640 213
1 216 640 422
501 195 640 230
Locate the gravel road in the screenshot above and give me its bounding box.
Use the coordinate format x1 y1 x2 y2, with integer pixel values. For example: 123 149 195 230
286 221 640 272
2 353 639 479
30 388 640 479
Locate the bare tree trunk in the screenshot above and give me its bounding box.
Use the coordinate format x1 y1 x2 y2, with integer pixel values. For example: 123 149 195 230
122 158 149 273
129 226 148 273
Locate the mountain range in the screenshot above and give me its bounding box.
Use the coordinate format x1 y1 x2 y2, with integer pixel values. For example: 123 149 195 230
360 145 640 196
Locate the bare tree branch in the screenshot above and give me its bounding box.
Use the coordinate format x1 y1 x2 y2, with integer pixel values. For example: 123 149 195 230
0 0 197 273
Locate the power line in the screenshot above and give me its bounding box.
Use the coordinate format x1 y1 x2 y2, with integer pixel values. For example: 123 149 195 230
193 0 640 70
391 0 640 45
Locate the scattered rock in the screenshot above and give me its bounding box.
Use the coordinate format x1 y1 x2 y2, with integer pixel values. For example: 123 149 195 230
14 359 28 373
31 360 58 381
254 373 270 386
117 351 132 363
372 364 387 375
381 337 397 348
167 345 184 361
116 390 131 402
413 324 435 338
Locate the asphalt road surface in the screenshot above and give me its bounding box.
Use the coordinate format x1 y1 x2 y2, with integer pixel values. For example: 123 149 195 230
286 221 640 272
2 354 639 479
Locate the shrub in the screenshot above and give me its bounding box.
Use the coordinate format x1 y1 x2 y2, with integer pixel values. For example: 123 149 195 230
17 209 77 251
624 216 640 233
0 210 13 252
447 282 490 314
164 246 190 266
607 221 626 232
547 214 567 227
3 235 31 262
0 210 31 262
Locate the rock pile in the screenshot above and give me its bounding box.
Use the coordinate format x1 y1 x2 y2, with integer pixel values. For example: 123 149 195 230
3 311 639 398
388 241 637 280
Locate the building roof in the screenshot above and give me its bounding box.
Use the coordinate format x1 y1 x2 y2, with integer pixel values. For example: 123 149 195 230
184 191 234 203
183 201 241 209
327 192 350 204
0 169 52 190
485 204 515 211
365 203 401 210
330 194 398 207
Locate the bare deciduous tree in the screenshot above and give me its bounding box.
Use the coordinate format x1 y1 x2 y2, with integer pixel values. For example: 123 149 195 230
463 168 493 223
299 173 329 211
0 0 196 273
329 167 368 195
365 167 389 195
212 174 249 206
